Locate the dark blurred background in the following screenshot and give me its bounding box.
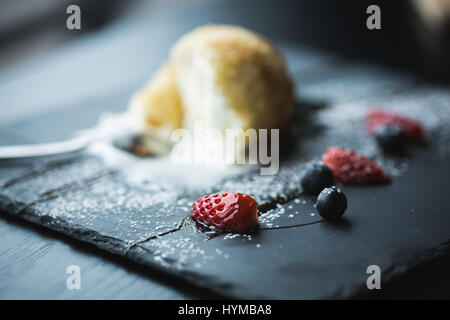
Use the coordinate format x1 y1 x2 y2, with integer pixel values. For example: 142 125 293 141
1 0 449 75
0 0 449 132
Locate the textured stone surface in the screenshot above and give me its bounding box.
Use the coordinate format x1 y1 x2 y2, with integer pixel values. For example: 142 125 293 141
129 147 450 299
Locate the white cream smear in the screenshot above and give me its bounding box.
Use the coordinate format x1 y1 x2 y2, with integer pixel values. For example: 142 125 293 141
84 112 252 192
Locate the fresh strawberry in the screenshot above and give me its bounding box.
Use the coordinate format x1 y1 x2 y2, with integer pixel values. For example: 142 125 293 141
322 147 390 184
366 109 426 142
191 192 258 233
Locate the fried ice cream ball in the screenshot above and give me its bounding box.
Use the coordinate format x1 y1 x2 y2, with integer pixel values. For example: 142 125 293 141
127 25 294 155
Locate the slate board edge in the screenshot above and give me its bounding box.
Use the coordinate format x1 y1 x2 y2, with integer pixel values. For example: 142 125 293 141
0 194 252 299
2 193 450 299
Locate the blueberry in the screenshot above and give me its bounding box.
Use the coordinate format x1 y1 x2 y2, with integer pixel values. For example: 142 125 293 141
300 162 334 195
316 186 347 221
375 125 407 153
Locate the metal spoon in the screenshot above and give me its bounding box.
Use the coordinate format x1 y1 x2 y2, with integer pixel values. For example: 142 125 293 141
0 134 91 160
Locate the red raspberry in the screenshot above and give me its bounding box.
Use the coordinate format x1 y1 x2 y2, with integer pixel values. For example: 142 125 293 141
366 109 426 142
322 147 390 184
191 193 258 233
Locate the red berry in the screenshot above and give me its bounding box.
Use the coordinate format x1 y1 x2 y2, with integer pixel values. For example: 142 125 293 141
366 109 426 142
322 147 390 184
191 193 258 233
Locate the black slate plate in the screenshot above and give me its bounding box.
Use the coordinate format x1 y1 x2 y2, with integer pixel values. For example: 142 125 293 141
1 45 450 299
